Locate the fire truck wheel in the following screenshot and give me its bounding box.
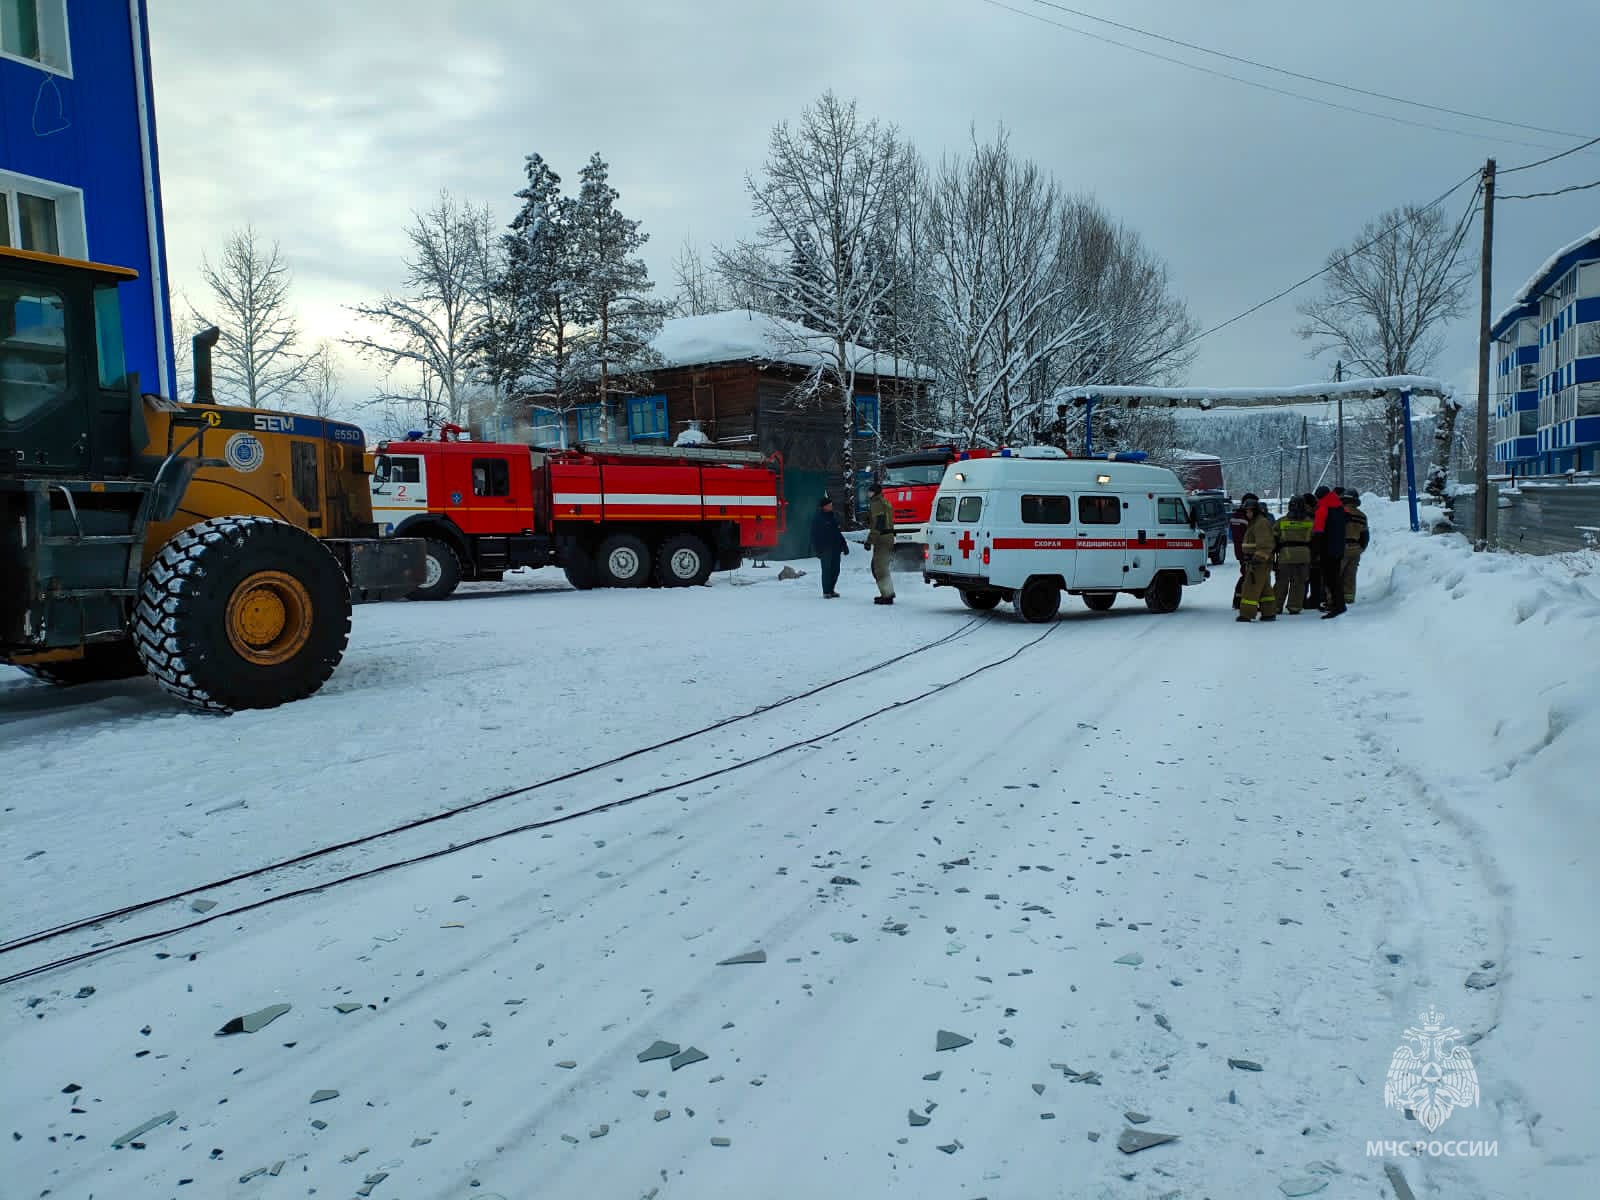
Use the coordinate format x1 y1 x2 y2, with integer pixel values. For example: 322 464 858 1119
1144 573 1184 613
958 589 1002 611
1015 578 1061 624
563 549 598 591
656 534 713 587
1082 592 1116 612
597 534 652 588
409 539 462 601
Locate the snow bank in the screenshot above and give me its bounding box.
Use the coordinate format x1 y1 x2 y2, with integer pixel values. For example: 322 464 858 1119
652 311 935 381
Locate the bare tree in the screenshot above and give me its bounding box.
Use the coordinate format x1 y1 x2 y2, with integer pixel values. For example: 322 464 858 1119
1297 205 1474 498
299 339 342 419
346 191 492 431
192 226 309 406
669 237 727 317
716 91 910 502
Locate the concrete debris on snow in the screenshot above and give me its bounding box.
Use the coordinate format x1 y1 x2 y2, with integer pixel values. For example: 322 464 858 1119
1116 1128 1179 1154
308 1089 339 1103
935 1030 972 1052
215 1003 291 1036
668 1047 708 1071
110 1110 176 1148
715 950 767 965
636 1041 679 1062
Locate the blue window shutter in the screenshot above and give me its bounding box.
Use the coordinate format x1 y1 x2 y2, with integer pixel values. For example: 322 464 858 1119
627 394 668 441
854 394 880 437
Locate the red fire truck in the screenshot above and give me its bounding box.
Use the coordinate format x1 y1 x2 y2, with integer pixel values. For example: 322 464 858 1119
370 431 785 599
879 445 998 565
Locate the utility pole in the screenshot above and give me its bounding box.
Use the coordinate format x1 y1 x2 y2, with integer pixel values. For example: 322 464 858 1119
1474 159 1496 551
1278 446 1284 512
1334 359 1346 488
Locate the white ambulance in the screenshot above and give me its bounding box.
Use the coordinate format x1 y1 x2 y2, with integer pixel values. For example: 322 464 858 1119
922 446 1210 622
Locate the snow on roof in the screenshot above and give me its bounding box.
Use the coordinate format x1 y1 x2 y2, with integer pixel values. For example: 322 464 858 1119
1060 375 1453 409
1171 450 1222 461
1492 225 1600 336
651 311 935 381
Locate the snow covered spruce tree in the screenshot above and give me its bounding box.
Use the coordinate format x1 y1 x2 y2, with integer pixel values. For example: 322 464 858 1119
192 226 310 406
717 91 913 499
567 154 667 442
479 154 587 438
1295 204 1474 498
347 191 496 431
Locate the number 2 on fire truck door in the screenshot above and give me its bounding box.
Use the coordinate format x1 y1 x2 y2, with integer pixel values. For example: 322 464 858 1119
1072 494 1130 589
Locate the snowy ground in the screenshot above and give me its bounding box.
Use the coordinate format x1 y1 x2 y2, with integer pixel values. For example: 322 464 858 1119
2 502 1595 1200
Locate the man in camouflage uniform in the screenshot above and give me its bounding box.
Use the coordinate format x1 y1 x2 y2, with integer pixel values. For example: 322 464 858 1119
865 482 896 606
1340 490 1370 604
1235 494 1278 623
1274 495 1314 614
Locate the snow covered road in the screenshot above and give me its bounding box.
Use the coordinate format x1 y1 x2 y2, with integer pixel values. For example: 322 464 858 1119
3 503 1595 1200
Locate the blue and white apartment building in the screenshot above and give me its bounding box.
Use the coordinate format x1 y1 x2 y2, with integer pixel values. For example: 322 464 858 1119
1492 227 1600 476
1 0 174 394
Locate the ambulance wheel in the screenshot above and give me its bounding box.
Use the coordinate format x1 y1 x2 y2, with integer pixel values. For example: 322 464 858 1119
597 534 651 587
409 539 461 601
1015 578 1061 624
656 534 713 587
1144 573 1184 613
1082 592 1116 612
132 516 351 713
959 589 1002 611
1208 545 1226 565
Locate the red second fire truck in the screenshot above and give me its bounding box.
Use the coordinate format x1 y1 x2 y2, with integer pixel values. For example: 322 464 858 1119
370 431 785 599
879 445 998 565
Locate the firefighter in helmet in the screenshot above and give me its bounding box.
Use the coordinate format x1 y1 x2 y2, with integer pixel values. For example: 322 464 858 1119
1236 493 1278 623
1274 494 1315 614
1340 489 1370 605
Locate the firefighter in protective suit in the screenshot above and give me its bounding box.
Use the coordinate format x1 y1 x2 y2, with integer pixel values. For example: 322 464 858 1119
865 482 896 605
1340 489 1370 604
1274 495 1314 614
1235 495 1278 623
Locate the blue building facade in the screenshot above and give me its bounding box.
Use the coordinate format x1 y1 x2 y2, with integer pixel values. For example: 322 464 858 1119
1 0 174 396
1492 228 1600 476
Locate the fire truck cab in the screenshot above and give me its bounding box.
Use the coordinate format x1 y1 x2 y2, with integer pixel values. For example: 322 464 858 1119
922 446 1209 622
880 445 996 567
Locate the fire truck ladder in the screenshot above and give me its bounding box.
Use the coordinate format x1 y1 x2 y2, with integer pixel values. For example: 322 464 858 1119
570 441 769 465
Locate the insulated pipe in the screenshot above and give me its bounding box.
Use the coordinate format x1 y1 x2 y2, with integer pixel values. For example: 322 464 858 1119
192 326 220 404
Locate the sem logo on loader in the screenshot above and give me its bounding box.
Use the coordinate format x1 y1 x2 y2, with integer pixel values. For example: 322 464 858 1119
224 432 265 473
253 414 298 433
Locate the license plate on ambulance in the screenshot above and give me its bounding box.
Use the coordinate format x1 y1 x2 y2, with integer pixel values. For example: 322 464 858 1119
930 554 951 566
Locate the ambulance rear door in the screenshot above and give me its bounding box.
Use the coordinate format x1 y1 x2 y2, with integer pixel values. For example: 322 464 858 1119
926 488 989 578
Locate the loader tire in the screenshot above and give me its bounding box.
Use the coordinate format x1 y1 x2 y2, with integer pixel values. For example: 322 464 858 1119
17 642 145 687
409 539 461 601
132 516 352 713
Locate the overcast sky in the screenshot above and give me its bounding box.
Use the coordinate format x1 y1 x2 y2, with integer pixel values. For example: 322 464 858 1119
147 0 1600 406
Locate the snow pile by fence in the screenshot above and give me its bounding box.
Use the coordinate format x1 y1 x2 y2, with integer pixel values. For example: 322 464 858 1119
1354 498 1598 1191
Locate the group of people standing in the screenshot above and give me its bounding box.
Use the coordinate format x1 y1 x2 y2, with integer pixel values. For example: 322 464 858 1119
1233 485 1369 622
808 482 898 605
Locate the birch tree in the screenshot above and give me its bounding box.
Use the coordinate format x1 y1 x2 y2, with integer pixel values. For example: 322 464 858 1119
193 226 309 406
716 91 910 499
299 339 342 419
346 191 491 430
1296 205 1474 498
669 237 728 317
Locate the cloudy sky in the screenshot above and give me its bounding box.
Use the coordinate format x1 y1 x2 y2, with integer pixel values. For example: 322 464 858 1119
146 0 1600 404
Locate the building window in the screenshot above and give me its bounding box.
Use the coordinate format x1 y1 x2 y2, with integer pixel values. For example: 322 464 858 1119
627 394 668 440
0 172 86 258
1580 262 1600 300
530 406 563 448
1 0 68 73
1518 409 1537 435
1578 383 1600 418
1579 323 1600 359
854 394 880 437
574 403 603 443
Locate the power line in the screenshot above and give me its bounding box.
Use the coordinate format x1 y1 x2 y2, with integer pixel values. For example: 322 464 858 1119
980 0 1561 150
1019 0 1590 141
1167 169 1483 352
1501 134 1600 174
1499 178 1600 200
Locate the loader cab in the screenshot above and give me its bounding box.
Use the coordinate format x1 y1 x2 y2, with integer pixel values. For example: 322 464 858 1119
0 246 141 479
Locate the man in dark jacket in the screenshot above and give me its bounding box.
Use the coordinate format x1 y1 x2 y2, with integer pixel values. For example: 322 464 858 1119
809 496 848 598
1316 488 1347 618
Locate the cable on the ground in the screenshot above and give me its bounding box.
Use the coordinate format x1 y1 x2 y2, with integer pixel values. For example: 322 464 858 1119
1019 0 1589 141
0 622 1061 986
0 615 989 957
